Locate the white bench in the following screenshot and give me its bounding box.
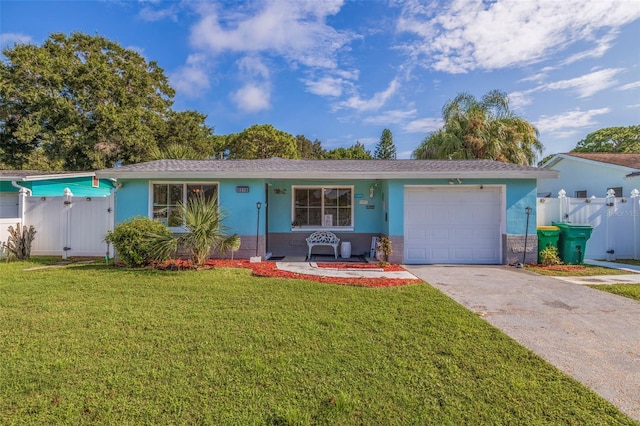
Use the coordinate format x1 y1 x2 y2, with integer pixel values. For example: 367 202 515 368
306 231 340 260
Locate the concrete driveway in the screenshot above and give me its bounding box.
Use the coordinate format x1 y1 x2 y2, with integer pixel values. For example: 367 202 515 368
405 265 640 422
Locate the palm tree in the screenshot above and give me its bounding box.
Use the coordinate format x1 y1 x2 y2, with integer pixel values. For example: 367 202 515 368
148 193 239 267
412 90 543 165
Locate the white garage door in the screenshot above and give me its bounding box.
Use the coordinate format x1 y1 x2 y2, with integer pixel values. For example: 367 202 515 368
404 186 502 264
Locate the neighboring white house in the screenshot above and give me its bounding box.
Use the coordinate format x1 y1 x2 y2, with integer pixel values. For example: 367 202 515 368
538 153 640 199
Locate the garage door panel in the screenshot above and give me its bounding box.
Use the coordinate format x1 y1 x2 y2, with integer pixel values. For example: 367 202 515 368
404 187 502 264
407 248 426 261
406 228 427 241
429 228 450 240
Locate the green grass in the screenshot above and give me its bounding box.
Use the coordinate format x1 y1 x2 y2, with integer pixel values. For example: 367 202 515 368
588 284 640 302
526 264 630 276
0 260 635 425
613 259 640 267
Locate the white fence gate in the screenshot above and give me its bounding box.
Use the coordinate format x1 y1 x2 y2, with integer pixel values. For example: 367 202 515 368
537 189 640 260
2 189 114 259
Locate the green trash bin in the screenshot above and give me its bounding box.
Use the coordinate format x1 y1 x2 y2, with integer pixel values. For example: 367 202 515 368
536 226 560 264
552 222 594 264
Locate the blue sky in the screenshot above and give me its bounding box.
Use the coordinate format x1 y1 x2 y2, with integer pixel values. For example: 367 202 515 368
1 0 639 160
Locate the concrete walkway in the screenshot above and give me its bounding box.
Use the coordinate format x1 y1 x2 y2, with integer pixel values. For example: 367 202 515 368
276 261 417 279
404 265 640 422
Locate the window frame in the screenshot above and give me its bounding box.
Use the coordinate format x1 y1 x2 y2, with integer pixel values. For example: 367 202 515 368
575 190 587 198
149 181 219 231
607 187 623 197
291 185 354 231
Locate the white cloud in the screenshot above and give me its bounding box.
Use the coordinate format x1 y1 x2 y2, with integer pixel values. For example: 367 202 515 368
535 108 610 135
336 78 399 112
231 83 271 113
509 68 623 108
303 76 345 97
402 117 443 134
0 32 32 48
230 56 272 112
559 33 615 66
169 53 211 98
363 109 417 125
139 3 180 22
237 56 270 79
508 90 534 110
397 0 640 73
189 0 353 69
542 68 622 98
618 81 640 91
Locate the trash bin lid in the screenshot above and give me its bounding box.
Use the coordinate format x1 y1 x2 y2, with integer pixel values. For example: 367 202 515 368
552 222 592 229
537 226 559 230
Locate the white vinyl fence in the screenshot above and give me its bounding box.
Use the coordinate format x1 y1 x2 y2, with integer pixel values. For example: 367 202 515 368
537 189 640 260
1 188 114 259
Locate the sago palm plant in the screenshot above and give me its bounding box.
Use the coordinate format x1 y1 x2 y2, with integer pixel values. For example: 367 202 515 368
148 193 238 267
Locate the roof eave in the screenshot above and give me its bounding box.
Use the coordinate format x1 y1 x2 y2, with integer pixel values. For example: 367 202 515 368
21 172 96 181
96 170 558 180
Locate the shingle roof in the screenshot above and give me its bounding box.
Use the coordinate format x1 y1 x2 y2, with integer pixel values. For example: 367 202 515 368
564 153 640 169
96 158 556 179
0 170 45 179
0 170 96 181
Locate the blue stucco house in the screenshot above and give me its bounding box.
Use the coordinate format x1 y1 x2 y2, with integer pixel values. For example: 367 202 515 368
96 158 557 264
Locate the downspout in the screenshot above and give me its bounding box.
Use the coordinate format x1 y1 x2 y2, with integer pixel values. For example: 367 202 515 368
11 181 32 195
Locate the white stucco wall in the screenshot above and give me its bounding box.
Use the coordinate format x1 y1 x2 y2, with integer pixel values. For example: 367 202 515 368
538 157 639 198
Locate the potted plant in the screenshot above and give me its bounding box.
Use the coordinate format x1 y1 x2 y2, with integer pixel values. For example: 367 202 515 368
376 236 393 267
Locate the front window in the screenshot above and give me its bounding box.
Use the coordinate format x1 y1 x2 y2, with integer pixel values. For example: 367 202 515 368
292 186 353 229
607 187 623 197
152 183 218 228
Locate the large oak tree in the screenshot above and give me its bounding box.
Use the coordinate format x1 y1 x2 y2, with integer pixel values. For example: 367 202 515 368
226 124 298 159
0 32 216 170
572 125 639 153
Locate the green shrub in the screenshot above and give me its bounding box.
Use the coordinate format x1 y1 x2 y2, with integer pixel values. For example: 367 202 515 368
105 216 171 267
539 244 562 266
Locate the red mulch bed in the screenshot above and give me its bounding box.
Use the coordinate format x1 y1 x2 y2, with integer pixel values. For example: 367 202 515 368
153 259 420 288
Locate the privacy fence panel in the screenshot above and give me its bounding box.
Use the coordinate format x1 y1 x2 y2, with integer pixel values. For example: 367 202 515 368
25 196 64 256
67 195 114 257
538 195 640 260
0 218 21 254
23 193 114 258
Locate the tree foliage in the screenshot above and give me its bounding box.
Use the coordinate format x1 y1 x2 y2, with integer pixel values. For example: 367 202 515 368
324 141 373 159
374 128 397 159
572 125 640 153
0 32 216 170
155 110 217 156
226 124 298 159
296 134 324 159
412 90 543 165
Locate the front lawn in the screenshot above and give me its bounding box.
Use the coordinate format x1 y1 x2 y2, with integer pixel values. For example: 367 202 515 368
588 284 640 302
0 260 634 424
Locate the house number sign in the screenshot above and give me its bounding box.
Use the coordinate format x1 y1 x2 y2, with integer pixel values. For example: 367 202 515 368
236 186 250 193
